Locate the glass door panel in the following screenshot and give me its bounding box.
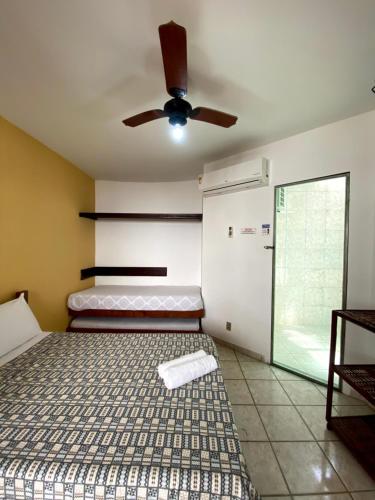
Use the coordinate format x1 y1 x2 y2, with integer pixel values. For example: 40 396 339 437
272 174 348 385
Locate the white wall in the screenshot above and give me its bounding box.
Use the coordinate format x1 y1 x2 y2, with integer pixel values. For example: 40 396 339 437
95 180 202 286
202 187 273 359
202 110 375 365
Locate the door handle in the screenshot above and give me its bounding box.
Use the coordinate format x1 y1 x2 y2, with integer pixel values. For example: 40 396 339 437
264 246 274 250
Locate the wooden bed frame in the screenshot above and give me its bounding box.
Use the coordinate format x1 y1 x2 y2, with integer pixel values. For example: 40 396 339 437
68 266 205 331
15 290 29 302
66 326 203 333
66 308 204 333
68 308 204 318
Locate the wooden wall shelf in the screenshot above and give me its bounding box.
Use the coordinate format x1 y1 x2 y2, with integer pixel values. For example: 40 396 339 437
81 266 167 280
80 212 202 221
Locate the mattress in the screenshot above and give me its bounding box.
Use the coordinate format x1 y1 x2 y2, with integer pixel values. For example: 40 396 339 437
70 316 200 331
68 285 204 312
0 332 258 500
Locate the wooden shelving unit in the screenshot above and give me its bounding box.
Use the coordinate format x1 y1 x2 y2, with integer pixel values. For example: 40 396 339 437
79 212 203 221
326 310 375 479
78 212 201 280
80 266 167 280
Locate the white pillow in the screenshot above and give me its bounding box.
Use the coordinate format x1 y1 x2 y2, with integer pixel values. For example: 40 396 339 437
0 294 42 356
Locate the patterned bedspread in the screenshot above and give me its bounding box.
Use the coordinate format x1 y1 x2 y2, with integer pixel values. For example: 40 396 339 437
0 332 258 500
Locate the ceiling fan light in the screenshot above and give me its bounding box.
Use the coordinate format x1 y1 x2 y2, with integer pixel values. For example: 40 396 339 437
170 123 184 142
168 115 187 127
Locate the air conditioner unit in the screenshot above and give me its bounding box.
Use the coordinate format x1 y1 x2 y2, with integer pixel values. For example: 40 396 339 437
198 158 269 196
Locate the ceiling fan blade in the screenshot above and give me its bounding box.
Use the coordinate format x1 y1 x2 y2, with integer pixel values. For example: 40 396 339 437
158 21 187 98
190 107 238 128
122 109 167 127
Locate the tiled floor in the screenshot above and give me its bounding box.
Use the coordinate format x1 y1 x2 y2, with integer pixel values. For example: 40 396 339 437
273 324 341 385
215 343 375 499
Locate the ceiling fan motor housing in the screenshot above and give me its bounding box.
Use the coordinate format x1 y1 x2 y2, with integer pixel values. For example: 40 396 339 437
164 97 192 126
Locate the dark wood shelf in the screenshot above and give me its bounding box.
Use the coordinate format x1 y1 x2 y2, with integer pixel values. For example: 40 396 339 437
80 212 203 221
333 364 375 405
328 415 375 479
334 310 375 333
327 309 375 480
81 266 167 280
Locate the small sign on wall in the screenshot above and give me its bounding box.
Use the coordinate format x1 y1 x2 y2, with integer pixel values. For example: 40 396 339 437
240 227 257 234
262 224 271 236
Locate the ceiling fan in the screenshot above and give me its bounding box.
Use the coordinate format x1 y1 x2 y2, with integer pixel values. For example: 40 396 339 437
122 21 238 136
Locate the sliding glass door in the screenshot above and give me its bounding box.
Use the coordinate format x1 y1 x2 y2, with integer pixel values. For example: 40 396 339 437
271 174 349 385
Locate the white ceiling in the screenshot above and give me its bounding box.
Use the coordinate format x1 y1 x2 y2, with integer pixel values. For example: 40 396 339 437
1 0 375 181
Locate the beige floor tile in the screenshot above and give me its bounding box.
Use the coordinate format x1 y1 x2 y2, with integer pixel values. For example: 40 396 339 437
257 405 314 441
224 379 254 404
232 405 268 441
236 351 260 362
351 493 375 500
215 344 237 360
241 442 289 495
247 380 292 405
296 406 339 441
280 381 327 405
262 497 291 499
220 360 243 379
319 441 375 491
271 366 305 381
273 441 345 494
316 386 364 406
241 362 277 380
292 495 351 500
333 405 374 416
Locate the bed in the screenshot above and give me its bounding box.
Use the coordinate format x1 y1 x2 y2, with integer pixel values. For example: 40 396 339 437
67 285 205 333
0 331 258 499
68 316 201 333
68 285 204 317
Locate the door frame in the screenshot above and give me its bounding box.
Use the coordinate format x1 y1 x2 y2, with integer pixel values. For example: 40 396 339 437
270 172 350 388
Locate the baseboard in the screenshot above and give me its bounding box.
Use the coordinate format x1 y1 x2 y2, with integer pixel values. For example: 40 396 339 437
210 335 264 362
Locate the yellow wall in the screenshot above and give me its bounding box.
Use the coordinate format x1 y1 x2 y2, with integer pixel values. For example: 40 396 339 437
0 116 95 330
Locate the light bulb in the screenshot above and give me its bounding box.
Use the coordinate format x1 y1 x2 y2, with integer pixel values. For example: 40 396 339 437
171 124 184 142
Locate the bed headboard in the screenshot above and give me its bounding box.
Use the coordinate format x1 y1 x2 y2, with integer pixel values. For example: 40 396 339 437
15 290 29 303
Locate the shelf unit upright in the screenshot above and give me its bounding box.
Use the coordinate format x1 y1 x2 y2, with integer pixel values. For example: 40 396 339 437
326 309 375 479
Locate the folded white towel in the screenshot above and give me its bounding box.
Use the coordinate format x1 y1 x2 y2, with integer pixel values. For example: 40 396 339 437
158 349 207 378
162 354 218 390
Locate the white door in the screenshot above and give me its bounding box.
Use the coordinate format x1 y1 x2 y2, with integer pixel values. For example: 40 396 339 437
202 187 274 361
